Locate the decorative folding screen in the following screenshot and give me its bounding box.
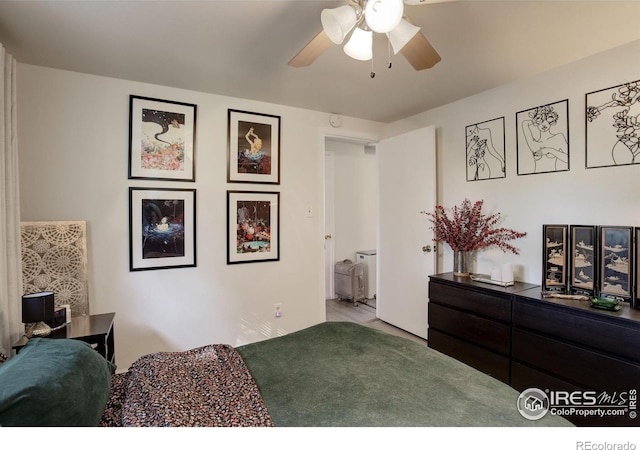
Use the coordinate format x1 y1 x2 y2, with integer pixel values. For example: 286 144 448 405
21 221 89 316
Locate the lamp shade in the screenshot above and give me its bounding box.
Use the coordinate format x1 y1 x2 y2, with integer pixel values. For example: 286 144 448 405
321 5 359 45
344 27 373 61
22 291 55 323
364 0 404 33
386 19 421 54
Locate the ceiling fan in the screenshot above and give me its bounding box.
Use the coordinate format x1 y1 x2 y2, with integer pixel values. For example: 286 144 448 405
289 0 450 72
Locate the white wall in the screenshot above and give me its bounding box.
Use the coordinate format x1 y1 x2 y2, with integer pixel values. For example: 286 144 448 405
16 64 385 370
326 140 377 262
15 40 640 369
388 40 640 284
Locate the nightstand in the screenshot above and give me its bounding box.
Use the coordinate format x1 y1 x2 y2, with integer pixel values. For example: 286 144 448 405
12 312 115 365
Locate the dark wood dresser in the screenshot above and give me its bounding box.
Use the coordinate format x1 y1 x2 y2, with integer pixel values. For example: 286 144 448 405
428 273 640 426
511 288 640 426
428 272 537 384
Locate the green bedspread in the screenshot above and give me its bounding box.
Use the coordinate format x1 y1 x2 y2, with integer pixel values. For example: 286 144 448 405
237 321 572 427
0 338 114 426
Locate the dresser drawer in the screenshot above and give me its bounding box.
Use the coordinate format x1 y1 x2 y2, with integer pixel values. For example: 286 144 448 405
513 299 640 364
511 361 581 393
429 280 511 322
429 302 510 355
428 329 510 383
512 328 640 391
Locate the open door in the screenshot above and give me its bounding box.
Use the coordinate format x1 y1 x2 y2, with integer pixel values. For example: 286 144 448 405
377 126 437 339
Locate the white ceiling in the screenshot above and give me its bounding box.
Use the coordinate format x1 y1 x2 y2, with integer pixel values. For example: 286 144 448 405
0 0 638 123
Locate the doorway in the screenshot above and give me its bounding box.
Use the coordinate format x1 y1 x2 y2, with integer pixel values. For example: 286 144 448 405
324 138 378 323
322 126 437 341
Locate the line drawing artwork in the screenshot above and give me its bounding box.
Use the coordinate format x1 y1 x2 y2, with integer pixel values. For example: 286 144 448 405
516 100 569 175
586 80 640 168
465 117 506 181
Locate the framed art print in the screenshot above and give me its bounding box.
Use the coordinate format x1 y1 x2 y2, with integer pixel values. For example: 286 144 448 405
227 109 280 184
129 95 197 181
465 117 506 181
569 225 597 296
516 99 569 175
227 190 279 264
542 224 568 292
129 187 196 271
599 226 632 301
585 80 640 168
636 227 640 308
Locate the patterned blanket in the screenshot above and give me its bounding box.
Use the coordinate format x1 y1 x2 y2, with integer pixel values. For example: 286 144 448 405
99 344 273 427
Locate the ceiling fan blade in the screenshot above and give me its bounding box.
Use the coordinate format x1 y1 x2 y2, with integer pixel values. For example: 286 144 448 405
404 0 458 5
288 30 333 68
400 31 441 70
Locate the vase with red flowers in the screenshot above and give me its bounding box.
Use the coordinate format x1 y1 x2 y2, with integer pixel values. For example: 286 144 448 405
423 199 527 276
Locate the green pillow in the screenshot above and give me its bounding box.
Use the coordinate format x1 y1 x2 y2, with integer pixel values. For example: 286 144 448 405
0 338 114 426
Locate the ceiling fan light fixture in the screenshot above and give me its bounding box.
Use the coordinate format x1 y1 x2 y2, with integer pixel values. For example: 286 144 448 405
344 27 373 61
321 5 359 45
386 19 420 54
364 0 404 33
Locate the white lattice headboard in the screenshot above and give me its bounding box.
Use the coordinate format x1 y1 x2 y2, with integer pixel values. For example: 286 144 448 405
21 221 89 316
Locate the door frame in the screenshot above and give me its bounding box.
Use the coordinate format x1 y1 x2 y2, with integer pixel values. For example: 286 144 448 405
324 150 335 300
320 129 380 318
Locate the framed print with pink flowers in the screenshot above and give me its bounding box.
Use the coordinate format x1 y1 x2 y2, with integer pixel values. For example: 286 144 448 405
129 95 197 181
585 80 640 169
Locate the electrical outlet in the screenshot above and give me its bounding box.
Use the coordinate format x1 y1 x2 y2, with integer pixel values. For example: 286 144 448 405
274 303 282 318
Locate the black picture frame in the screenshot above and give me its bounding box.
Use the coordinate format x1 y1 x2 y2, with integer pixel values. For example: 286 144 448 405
585 79 640 169
543 224 568 292
516 99 570 176
635 227 640 309
129 187 197 271
227 190 280 264
598 226 633 302
128 95 197 181
227 109 281 184
569 225 597 296
465 116 506 181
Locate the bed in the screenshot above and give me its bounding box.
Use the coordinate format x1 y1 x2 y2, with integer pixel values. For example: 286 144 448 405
1 321 572 427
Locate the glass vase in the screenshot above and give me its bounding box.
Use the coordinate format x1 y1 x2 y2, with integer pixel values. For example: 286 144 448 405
453 250 471 276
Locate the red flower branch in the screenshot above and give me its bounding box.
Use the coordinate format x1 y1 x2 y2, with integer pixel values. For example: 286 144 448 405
423 199 526 254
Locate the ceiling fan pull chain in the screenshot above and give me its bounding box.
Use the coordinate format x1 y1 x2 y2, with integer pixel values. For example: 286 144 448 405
387 39 392 69
371 53 375 78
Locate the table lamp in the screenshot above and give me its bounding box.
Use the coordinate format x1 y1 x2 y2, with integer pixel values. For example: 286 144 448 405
22 291 55 338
